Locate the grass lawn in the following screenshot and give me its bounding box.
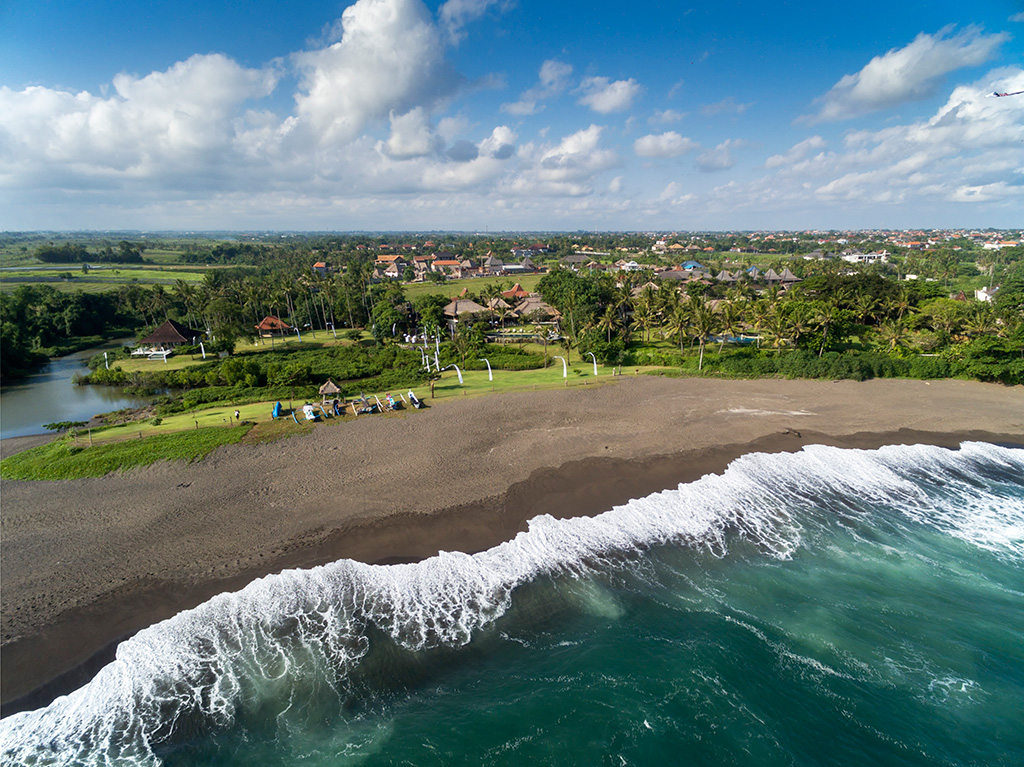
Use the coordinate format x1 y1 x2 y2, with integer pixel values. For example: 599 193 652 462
112 332 356 373
402 273 543 301
86 359 650 443
0 424 253 480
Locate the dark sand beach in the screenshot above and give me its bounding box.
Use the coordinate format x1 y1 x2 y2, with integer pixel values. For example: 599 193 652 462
2 376 1022 713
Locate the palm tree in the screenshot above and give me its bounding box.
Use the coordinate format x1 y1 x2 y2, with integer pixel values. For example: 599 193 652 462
717 301 742 354
666 302 690 352
785 301 814 349
558 333 576 364
852 291 879 325
758 306 789 355
813 300 842 357
878 318 909 352
689 299 718 372
533 322 550 367
885 287 914 321
174 279 198 328
964 305 996 338
749 299 771 349
633 299 656 343
597 304 619 343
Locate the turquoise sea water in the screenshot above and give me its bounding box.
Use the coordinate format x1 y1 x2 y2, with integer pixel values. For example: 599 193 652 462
3 442 1023 766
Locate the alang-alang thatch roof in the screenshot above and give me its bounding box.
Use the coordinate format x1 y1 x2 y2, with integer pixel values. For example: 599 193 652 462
319 379 342 396
139 319 204 347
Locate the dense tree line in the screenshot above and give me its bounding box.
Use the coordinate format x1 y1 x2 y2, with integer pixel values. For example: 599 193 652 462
0 286 144 380
3 235 1022 386
34 241 146 264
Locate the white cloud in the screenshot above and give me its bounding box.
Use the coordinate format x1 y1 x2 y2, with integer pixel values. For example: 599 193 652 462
700 97 752 117
649 109 686 124
382 107 442 158
438 0 503 43
293 0 460 143
696 139 747 171
608 176 624 193
692 67 1024 220
501 59 573 116
765 135 826 168
809 25 1008 122
0 54 277 183
634 131 698 158
478 125 516 159
658 181 681 201
503 125 618 196
578 76 642 114
813 67 1024 202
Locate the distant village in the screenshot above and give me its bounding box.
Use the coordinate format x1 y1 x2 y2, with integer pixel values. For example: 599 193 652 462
301 227 1020 309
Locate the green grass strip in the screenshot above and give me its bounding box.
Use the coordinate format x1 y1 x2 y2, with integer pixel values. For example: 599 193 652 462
0 425 252 481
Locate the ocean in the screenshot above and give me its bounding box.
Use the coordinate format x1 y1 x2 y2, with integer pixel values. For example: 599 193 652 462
2 441 1022 766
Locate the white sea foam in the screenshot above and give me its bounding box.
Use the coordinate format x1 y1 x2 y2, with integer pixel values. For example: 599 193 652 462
2 442 1021 765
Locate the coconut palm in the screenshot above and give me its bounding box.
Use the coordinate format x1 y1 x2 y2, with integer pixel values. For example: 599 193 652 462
964 305 996 338
813 300 842 357
852 291 880 325
666 302 691 352
597 304 620 343
717 301 743 354
878 318 909 352
632 298 657 343
689 299 718 371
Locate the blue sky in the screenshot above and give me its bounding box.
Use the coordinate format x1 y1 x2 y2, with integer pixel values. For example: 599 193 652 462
1 0 1021 231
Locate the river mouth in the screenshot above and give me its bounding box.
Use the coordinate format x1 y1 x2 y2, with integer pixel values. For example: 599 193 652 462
0 340 155 439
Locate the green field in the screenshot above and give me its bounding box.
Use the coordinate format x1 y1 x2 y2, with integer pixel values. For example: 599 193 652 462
402 273 543 301
0 265 217 292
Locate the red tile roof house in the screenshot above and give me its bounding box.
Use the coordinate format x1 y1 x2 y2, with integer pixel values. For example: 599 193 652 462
432 260 463 277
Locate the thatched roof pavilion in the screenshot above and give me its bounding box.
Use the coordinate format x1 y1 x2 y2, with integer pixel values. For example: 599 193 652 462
319 379 342 397
442 298 488 317
255 316 291 337
139 319 204 348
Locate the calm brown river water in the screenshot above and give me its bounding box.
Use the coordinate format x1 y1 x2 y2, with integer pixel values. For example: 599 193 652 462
0 342 152 439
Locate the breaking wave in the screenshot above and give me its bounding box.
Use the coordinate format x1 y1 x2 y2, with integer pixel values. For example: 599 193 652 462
2 441 1021 765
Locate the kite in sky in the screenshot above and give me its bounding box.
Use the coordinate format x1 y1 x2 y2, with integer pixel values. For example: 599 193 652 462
992 90 1023 97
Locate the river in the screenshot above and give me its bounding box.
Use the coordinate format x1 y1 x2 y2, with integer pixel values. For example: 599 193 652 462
0 342 153 439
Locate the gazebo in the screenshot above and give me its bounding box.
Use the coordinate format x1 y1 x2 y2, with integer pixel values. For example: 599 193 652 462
139 319 204 349
255 316 291 338
319 379 342 398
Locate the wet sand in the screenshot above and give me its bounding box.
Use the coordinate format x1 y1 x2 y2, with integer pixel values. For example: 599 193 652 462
2 376 1022 713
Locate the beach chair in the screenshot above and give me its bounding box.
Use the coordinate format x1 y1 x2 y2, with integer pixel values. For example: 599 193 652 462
407 390 423 409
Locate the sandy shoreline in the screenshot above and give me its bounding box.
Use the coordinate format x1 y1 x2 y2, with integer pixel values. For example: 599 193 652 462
2 376 1022 714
